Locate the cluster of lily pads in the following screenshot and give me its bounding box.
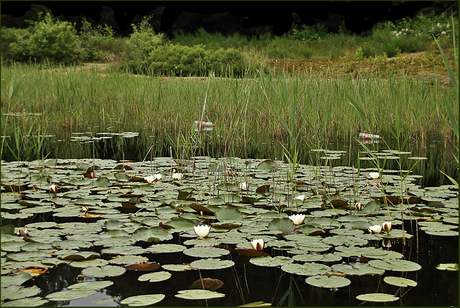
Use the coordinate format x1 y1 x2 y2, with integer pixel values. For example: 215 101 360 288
1 155 458 306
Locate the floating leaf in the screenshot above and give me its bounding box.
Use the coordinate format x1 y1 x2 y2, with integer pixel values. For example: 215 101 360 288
125 261 161 271
81 265 126 277
331 262 385 276
1 285 41 301
215 206 243 221
256 159 277 172
0 297 47 307
162 264 195 271
183 247 230 258
138 271 172 282
281 262 331 276
175 289 225 300
249 256 293 267
268 218 295 233
369 259 421 272
68 280 114 290
191 278 224 290
120 294 165 306
356 293 399 302
190 258 234 270
1 271 33 286
384 276 417 287
436 263 459 271
146 244 186 254
46 289 97 301
305 275 351 288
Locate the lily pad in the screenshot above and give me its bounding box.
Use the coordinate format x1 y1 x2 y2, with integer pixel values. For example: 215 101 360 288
190 258 235 270
175 289 225 300
249 256 293 267
46 289 97 301
138 271 172 282
1 285 41 301
81 265 126 277
0 297 48 307
120 294 165 306
436 263 459 271
384 276 417 287
305 275 351 288
67 280 114 290
369 259 421 272
183 247 230 258
356 293 399 302
281 262 331 276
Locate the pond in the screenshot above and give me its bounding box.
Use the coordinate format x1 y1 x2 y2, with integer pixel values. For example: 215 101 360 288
1 149 458 306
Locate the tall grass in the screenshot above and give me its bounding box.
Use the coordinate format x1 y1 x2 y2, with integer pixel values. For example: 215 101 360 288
1 62 457 162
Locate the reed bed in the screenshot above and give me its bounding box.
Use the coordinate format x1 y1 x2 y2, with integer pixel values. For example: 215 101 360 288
1 62 458 165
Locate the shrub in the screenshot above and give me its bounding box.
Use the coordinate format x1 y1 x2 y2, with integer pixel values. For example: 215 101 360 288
208 48 246 76
123 17 167 73
147 43 209 76
1 27 33 61
9 12 80 63
79 18 117 62
290 24 329 42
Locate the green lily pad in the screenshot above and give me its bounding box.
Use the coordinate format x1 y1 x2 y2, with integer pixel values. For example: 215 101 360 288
436 263 459 271
190 258 235 270
1 285 41 301
331 262 385 276
305 275 351 288
1 271 33 286
109 255 148 265
215 206 243 221
175 289 225 300
356 293 399 302
70 258 109 268
146 244 186 253
384 276 417 287
183 247 230 258
369 259 421 272
67 280 114 290
120 294 165 306
256 160 277 172
162 264 195 271
46 289 97 301
268 218 295 233
250 256 293 267
138 271 172 282
81 265 126 277
281 262 331 276
0 296 48 307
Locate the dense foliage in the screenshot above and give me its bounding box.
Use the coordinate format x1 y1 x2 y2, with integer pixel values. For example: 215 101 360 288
1 11 457 76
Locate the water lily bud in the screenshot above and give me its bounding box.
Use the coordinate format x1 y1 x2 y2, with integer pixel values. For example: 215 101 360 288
368 224 382 234
294 195 305 202
239 182 248 191
369 172 380 179
172 173 183 180
50 184 57 195
193 225 211 238
355 202 363 211
144 175 155 184
382 221 392 233
250 239 265 251
288 214 306 225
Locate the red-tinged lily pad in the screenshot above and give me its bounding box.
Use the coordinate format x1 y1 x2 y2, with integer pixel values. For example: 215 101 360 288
191 278 224 290
188 203 215 215
125 261 161 271
234 248 270 257
12 266 49 277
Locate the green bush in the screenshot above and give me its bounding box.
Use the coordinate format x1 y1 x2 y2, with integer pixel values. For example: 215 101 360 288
79 19 117 62
208 48 246 76
290 24 329 42
147 43 209 76
9 12 80 63
1 27 33 60
123 17 167 73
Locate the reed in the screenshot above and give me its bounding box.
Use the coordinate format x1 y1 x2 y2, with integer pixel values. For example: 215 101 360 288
1 62 457 169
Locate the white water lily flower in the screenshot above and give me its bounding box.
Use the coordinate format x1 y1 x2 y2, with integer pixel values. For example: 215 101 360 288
250 239 265 251
50 184 57 194
172 173 183 180
368 224 382 234
288 214 306 225
193 225 211 238
294 195 305 202
369 172 380 179
239 182 248 191
145 174 162 184
382 221 392 233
